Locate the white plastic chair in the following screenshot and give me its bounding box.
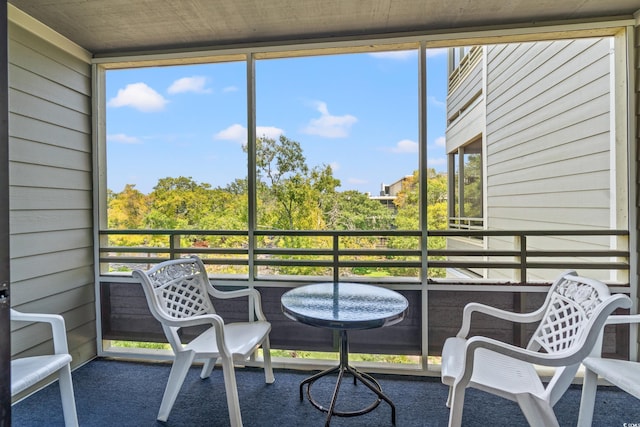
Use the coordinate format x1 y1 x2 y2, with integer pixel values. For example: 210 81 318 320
132 256 274 427
577 313 640 426
440 271 632 427
11 309 79 427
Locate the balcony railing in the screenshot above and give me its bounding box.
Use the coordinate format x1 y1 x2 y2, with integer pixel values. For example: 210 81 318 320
98 228 630 285
448 45 483 93
98 228 632 368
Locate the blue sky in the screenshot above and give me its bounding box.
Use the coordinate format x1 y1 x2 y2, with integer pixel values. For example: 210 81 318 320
106 48 448 195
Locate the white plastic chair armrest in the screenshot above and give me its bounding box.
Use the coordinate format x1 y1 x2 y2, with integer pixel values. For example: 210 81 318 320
207 286 268 321
158 312 225 329
169 313 232 358
455 336 580 389
604 313 640 325
588 313 640 358
467 336 578 366
457 302 544 338
10 309 70 355
207 286 254 299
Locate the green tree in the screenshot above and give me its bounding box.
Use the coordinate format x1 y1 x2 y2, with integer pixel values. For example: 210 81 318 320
107 184 149 246
252 135 341 230
389 169 448 277
328 190 394 231
145 176 213 229
250 135 343 275
463 153 482 218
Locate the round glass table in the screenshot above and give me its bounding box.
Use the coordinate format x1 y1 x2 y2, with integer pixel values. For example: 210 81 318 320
281 282 409 426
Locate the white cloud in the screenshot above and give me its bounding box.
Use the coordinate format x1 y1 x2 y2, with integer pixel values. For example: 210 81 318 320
167 76 211 94
256 126 285 139
369 50 416 60
107 133 142 144
108 83 168 112
302 101 357 138
391 139 419 153
428 95 445 109
214 124 284 144
434 136 446 147
223 86 238 93
214 124 246 144
329 162 340 172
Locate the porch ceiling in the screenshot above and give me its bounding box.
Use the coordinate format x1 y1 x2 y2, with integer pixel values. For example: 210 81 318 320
8 0 640 56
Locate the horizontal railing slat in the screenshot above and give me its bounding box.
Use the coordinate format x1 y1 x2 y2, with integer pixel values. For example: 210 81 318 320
98 228 630 284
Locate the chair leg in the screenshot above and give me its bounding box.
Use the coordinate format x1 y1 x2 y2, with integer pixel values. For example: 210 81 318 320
446 385 453 408
157 351 196 422
262 337 275 384
516 394 559 427
58 365 79 427
200 357 219 379
447 385 465 427
221 356 243 427
577 368 598 427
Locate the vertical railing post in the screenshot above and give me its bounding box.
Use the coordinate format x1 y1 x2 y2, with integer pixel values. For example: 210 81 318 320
518 234 527 283
333 233 339 283
514 232 527 347
170 232 180 259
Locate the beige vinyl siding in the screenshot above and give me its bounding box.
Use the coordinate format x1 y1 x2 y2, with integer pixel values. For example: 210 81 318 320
445 98 484 153
484 38 613 280
446 54 483 122
8 21 95 371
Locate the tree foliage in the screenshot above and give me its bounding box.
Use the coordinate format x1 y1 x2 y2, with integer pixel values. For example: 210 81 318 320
107 135 451 278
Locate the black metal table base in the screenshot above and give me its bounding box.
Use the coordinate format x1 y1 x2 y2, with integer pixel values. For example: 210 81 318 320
299 330 396 427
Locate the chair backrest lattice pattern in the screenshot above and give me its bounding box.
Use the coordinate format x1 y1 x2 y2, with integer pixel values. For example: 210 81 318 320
529 275 606 354
146 259 215 319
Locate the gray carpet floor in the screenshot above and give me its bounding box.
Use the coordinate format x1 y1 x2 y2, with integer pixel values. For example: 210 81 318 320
11 358 640 426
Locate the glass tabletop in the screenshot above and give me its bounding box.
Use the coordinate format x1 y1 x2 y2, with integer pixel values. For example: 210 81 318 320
281 282 409 330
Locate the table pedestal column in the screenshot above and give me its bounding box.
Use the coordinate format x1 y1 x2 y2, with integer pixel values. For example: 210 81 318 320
299 330 397 426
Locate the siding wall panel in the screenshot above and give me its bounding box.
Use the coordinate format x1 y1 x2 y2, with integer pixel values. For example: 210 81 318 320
445 98 484 153
11 138 91 170
488 77 610 143
10 89 90 133
10 210 91 234
9 25 91 86
488 115 610 167
485 38 612 239
447 60 483 119
9 64 90 114
487 39 609 121
11 163 91 189
10 113 89 152
8 20 95 372
10 187 91 210
10 267 94 306
11 229 92 258
11 249 93 283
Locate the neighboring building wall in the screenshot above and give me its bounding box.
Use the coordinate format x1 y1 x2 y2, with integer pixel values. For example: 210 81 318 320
369 175 413 211
8 21 96 377
446 38 622 282
484 38 615 281
447 46 483 124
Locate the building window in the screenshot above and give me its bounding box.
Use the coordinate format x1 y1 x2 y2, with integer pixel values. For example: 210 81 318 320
449 139 483 229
